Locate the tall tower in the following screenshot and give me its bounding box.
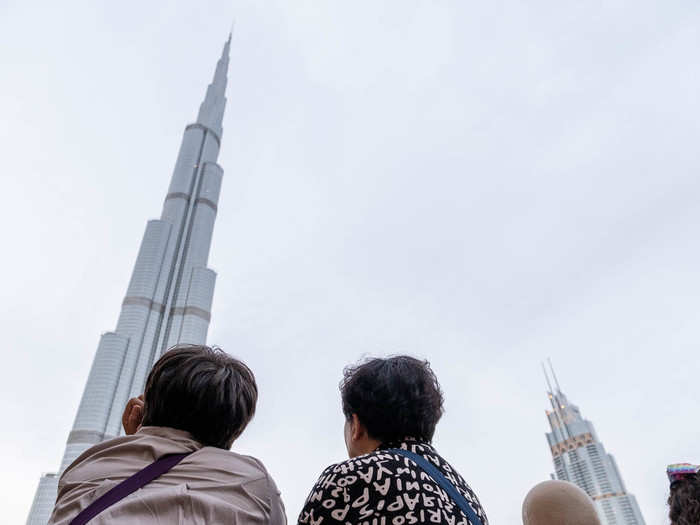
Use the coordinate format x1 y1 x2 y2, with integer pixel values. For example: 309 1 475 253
26 35 232 525
543 362 645 525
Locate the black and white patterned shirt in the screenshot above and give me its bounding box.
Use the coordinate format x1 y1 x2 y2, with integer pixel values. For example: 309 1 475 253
298 440 488 525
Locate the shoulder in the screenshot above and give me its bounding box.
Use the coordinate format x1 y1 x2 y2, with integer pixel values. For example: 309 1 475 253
317 446 413 476
310 449 406 487
191 448 282 501
60 434 141 486
193 448 286 523
61 428 200 487
195 447 272 480
298 450 407 524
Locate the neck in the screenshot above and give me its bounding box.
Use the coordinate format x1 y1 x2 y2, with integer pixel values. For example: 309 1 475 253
350 438 382 458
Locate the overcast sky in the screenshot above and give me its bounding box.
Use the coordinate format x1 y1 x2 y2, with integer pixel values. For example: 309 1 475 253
2 1 699 523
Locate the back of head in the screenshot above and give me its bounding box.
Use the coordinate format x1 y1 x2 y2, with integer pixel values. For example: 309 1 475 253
522 480 601 525
669 474 700 525
141 344 257 449
340 355 444 443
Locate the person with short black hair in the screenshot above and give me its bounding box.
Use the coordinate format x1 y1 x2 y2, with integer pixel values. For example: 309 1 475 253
298 355 488 525
49 345 286 524
140 343 258 448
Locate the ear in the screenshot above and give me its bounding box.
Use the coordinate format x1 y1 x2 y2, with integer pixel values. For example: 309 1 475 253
351 413 366 441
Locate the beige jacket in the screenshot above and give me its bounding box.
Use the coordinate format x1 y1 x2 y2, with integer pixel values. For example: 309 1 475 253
49 426 286 525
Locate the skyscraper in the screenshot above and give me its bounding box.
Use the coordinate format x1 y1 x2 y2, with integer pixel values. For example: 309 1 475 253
543 362 645 525
26 35 232 525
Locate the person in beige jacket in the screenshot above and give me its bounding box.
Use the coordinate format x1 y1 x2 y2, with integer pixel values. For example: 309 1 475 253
49 345 286 525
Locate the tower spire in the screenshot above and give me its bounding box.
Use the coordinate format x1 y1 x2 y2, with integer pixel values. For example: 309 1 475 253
542 361 554 394
543 360 573 441
548 357 562 392
197 34 231 138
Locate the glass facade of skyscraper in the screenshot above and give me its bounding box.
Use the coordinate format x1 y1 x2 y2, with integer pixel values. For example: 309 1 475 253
26 35 232 525
544 366 645 525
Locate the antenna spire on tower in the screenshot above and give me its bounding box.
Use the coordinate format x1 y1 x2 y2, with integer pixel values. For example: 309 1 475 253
542 361 554 394
548 358 562 392
196 33 231 138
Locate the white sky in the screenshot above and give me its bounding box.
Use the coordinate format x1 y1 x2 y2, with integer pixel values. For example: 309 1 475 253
2 1 699 523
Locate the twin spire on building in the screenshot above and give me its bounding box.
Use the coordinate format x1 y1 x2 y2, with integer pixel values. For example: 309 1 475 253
542 359 574 435
541 360 645 524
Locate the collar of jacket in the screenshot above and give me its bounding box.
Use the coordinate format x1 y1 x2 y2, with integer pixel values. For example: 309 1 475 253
135 426 203 449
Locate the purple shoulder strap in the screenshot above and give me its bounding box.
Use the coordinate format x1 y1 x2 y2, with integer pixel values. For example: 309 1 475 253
69 452 191 525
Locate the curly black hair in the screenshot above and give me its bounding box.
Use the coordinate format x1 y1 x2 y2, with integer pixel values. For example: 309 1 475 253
340 355 444 443
669 474 700 525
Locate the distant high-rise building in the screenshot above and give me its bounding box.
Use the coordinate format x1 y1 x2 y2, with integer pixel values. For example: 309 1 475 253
543 362 645 525
26 34 232 524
